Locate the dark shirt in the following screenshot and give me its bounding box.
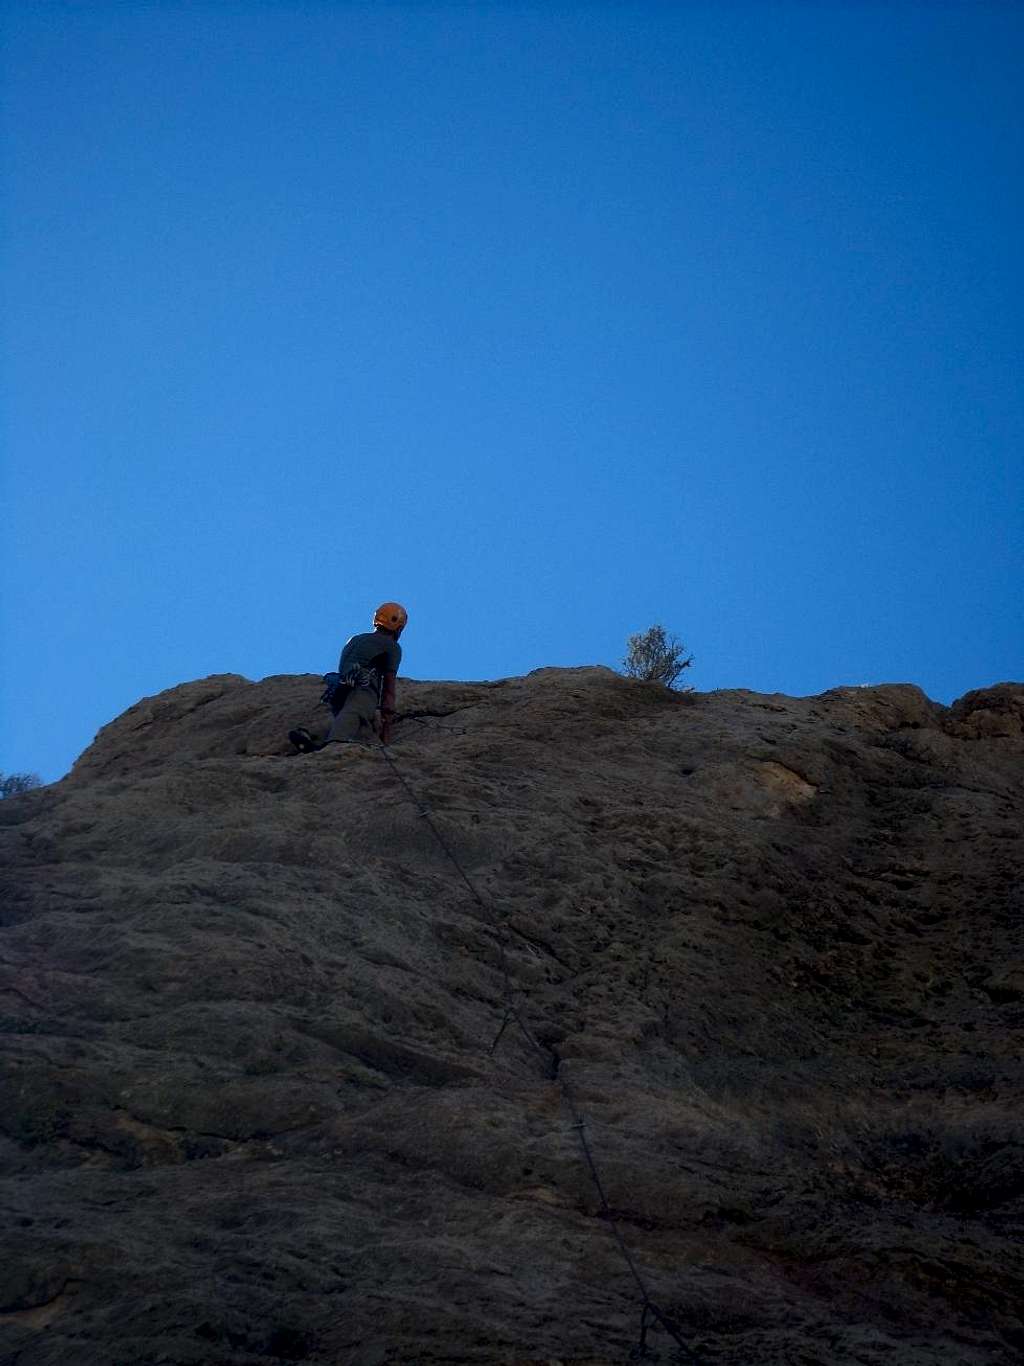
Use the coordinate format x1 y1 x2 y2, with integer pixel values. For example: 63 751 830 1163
338 630 402 698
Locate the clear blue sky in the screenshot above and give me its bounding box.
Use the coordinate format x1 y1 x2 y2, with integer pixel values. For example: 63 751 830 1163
2 2 1021 783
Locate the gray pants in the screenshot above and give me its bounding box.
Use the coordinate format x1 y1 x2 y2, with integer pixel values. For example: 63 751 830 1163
325 688 379 744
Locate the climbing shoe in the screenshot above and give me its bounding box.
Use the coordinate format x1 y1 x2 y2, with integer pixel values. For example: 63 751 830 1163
288 728 320 753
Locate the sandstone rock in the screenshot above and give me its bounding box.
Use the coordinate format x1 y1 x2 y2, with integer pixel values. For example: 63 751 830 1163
983 969 1024 1005
945 683 1024 740
1 669 1022 1365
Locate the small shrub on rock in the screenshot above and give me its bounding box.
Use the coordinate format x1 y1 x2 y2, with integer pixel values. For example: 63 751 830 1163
622 624 694 689
1 771 42 799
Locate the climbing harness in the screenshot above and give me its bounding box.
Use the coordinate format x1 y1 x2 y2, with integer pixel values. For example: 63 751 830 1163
321 665 382 714
376 737 704 1364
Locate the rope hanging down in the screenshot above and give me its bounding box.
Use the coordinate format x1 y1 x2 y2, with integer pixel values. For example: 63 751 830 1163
376 744 548 1071
376 739 703 1364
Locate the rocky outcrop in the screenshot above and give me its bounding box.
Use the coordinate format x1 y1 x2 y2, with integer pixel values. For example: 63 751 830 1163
1 668 1022 1365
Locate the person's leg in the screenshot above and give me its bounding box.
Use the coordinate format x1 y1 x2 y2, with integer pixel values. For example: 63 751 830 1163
325 689 378 744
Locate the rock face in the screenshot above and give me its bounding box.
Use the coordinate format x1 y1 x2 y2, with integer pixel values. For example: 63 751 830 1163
1 668 1022 1366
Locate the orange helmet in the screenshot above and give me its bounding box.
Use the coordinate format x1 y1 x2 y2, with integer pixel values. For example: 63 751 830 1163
373 601 408 633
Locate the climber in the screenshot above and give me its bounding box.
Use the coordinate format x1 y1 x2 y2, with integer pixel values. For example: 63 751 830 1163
289 602 407 753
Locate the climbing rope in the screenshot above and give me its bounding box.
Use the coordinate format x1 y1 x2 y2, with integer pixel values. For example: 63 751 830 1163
376 743 548 1070
376 737 703 1364
394 712 470 736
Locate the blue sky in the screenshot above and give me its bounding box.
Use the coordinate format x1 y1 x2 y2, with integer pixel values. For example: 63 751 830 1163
2 2 1021 784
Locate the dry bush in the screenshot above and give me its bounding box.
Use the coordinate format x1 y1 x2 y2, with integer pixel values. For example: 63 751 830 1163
0 771 42 799
622 624 694 689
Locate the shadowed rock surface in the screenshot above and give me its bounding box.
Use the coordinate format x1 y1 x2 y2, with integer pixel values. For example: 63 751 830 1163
1 667 1022 1366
